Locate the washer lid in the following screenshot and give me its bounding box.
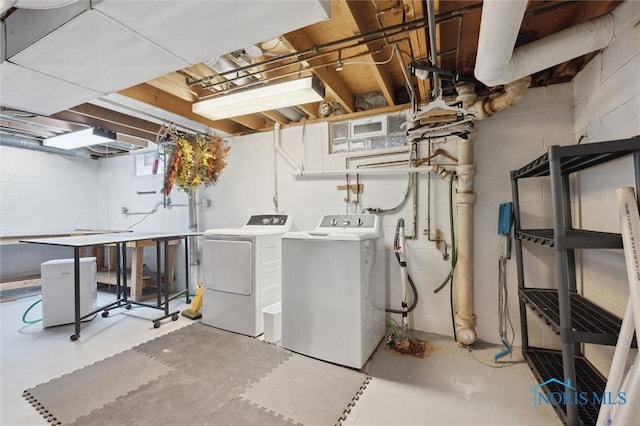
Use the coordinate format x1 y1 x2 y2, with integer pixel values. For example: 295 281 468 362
283 214 383 241
282 231 381 241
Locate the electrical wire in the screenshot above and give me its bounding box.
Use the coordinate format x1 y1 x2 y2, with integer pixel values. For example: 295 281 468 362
465 347 519 368
342 45 396 67
124 200 163 230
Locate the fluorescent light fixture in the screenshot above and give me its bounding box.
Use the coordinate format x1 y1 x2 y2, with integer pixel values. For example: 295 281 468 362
43 127 117 150
193 76 325 120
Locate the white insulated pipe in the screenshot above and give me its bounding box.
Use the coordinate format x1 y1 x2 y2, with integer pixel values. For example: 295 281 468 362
475 0 615 87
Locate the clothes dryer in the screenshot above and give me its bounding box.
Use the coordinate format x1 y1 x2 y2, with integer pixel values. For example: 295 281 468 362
202 215 292 336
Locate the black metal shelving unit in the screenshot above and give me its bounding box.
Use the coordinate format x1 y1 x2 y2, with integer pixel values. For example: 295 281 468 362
510 136 640 426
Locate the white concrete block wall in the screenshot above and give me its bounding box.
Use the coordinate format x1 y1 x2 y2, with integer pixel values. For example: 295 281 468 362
573 0 640 377
95 154 192 290
197 83 575 345
0 146 100 235
1 0 635 353
0 147 193 287
0 146 101 278
473 83 574 348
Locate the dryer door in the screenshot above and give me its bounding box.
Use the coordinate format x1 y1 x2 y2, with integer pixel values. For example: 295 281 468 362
207 239 253 295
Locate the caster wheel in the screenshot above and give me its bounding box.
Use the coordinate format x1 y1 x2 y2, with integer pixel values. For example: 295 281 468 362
70 334 79 341
153 322 161 329
171 314 179 321
126 304 132 310
101 311 109 318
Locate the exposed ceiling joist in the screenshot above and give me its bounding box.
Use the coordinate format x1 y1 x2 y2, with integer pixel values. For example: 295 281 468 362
403 0 431 101
281 30 356 113
0 0 622 144
118 83 245 135
260 110 290 126
341 0 396 107
50 109 159 142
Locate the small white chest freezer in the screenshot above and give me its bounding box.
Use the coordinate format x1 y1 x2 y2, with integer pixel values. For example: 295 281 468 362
41 257 97 328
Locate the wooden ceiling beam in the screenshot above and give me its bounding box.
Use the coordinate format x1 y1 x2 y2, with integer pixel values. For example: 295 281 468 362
118 83 245 135
340 0 396 107
68 104 161 135
281 30 356 113
231 114 269 130
50 110 159 141
147 73 199 102
299 102 320 119
403 0 430 103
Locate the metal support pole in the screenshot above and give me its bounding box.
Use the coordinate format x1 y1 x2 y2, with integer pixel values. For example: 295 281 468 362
116 243 121 300
634 151 640 209
511 177 529 349
164 239 169 314
185 236 191 304
71 247 81 341
121 243 128 301
156 240 162 308
550 147 578 426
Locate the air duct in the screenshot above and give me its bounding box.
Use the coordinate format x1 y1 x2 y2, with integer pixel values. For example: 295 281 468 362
0 133 92 159
205 56 254 87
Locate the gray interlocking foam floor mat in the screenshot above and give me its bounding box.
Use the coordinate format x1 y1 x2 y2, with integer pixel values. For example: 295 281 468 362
23 323 370 425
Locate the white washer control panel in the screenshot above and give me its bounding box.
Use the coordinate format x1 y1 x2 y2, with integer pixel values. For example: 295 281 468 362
319 214 376 228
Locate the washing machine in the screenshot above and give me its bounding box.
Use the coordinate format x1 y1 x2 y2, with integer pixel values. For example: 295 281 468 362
281 214 385 369
202 215 292 336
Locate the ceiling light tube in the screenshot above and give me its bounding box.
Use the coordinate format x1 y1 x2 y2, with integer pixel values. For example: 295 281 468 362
193 76 325 120
43 127 117 150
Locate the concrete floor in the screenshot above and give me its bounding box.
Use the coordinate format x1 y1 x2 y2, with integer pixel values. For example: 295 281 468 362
1 291 560 426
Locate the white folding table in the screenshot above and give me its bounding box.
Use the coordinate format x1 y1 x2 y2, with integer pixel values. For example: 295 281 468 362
21 232 201 341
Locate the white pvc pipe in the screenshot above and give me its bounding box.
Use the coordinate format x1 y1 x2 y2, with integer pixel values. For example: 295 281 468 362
602 186 640 425
296 167 432 177
596 302 636 426
273 123 301 172
508 15 614 85
273 122 432 177
475 0 615 87
612 355 640 425
474 0 528 87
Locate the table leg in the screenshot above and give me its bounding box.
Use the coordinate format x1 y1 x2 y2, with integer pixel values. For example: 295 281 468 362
131 244 144 301
115 243 121 300
164 239 169 315
156 240 162 308
185 236 191 304
121 243 129 305
70 247 81 341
